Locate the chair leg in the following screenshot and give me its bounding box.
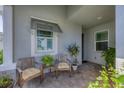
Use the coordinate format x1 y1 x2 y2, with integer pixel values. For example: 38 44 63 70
17 73 24 88
69 70 72 77
18 79 24 88
55 70 58 79
40 74 44 83
18 77 22 87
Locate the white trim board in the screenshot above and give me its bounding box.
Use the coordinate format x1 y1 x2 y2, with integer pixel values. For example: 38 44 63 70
94 29 109 52
0 63 16 71
30 17 58 56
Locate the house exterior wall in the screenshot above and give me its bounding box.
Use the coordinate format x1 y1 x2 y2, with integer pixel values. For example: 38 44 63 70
116 6 124 58
13 6 82 63
116 6 124 74
83 21 115 65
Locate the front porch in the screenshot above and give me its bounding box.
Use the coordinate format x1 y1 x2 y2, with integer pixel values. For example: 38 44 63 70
15 62 101 88
1 5 124 88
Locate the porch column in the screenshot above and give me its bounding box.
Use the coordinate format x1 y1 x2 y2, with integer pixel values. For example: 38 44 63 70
116 5 124 74
0 5 15 71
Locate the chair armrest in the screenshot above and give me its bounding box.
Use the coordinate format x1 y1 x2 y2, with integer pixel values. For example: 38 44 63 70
34 61 40 64
34 61 42 68
66 58 72 66
16 68 23 74
40 65 44 71
66 58 72 64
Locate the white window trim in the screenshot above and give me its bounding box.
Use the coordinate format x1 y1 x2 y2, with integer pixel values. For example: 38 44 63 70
30 16 58 56
94 29 109 52
31 29 58 56
35 29 54 53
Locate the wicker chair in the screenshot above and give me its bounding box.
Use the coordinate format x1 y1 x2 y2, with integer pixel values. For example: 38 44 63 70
16 57 44 87
55 54 72 78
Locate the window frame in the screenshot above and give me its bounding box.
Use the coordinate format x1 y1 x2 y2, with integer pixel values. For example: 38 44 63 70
94 29 109 52
35 29 54 53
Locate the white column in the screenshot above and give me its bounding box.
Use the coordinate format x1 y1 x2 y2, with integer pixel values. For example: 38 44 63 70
116 5 124 74
0 5 15 71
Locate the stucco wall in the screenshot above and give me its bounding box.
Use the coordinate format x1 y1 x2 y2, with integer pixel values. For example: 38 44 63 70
116 6 124 59
83 21 115 65
116 6 124 74
13 6 82 63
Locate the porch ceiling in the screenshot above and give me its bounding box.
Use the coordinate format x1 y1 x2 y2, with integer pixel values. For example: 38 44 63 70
67 5 115 28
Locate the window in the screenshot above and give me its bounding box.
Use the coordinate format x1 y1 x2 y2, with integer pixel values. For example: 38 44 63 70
95 30 109 51
36 30 53 52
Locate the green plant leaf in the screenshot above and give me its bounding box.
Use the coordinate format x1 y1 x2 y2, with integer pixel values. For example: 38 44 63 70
41 55 54 67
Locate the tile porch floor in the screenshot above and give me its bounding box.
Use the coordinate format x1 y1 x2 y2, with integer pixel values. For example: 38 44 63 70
15 62 102 88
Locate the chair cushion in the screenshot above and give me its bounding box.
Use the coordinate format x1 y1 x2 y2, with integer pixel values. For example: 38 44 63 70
22 68 41 80
58 62 70 70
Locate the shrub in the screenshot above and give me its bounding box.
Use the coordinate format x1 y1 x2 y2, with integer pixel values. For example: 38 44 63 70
0 75 13 88
117 75 124 87
0 50 3 65
102 47 115 67
41 55 54 67
88 66 121 88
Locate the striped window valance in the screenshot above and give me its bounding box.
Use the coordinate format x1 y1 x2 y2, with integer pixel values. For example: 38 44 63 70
31 18 62 33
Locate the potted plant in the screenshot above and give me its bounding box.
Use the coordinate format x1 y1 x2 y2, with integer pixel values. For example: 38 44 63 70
102 47 115 69
72 58 79 71
41 55 54 67
67 43 79 71
0 75 14 88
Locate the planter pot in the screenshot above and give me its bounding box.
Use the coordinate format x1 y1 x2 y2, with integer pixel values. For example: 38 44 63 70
72 65 78 71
